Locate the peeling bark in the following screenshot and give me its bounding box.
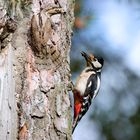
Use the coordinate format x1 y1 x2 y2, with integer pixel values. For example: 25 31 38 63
0 0 75 140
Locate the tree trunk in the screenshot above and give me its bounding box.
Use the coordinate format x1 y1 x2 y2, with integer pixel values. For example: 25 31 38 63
0 0 74 140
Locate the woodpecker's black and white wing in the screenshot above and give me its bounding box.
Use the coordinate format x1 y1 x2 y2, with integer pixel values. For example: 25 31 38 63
72 73 100 133
79 73 100 117
85 73 101 98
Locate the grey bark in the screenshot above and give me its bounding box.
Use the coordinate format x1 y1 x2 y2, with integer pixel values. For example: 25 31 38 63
0 0 75 140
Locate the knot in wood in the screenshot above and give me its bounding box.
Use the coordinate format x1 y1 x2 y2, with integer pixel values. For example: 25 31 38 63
6 18 17 33
30 11 52 55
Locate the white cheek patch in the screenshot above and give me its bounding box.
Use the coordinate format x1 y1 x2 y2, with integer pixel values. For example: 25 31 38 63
92 61 102 68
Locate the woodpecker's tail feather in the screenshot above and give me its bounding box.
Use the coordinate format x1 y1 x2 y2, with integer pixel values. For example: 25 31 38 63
72 116 79 133
72 95 92 134
72 106 88 134
72 121 76 133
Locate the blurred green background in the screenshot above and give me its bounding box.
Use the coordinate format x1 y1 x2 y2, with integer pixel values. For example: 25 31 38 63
71 0 140 140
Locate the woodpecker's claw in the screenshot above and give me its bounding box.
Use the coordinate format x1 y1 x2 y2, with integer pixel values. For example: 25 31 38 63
67 81 74 91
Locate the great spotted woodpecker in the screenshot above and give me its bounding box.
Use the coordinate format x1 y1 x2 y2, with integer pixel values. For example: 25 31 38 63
72 51 104 133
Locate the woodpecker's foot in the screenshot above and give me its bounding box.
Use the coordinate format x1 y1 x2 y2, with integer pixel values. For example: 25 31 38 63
67 81 74 91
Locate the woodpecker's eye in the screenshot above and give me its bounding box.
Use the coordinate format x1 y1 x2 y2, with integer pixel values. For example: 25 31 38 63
92 61 102 68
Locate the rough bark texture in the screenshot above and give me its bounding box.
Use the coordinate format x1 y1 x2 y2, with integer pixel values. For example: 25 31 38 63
0 0 74 140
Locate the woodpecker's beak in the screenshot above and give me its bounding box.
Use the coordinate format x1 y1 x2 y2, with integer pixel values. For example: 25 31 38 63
81 51 92 64
81 51 90 60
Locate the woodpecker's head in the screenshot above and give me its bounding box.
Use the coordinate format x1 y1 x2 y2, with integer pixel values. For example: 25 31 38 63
81 51 104 71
